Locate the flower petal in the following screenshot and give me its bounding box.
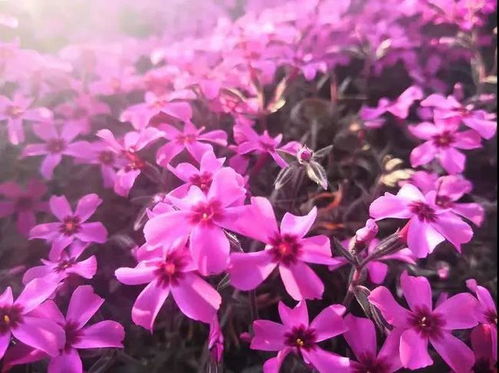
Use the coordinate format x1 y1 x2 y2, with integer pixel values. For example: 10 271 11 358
279 262 324 301
171 273 221 323
368 286 410 328
280 207 316 238
343 314 377 359
430 331 475 373
400 271 433 312
399 328 433 370
76 222 108 243
48 348 82 373
73 320 124 349
14 278 58 313
49 195 72 220
12 317 64 357
190 224 229 275
66 285 104 329
310 305 348 342
250 320 287 351
301 347 350 373
433 293 479 330
132 280 170 330
228 251 276 290
74 194 102 222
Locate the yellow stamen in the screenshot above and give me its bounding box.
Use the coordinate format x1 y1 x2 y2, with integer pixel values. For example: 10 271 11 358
295 338 304 347
3 315 10 324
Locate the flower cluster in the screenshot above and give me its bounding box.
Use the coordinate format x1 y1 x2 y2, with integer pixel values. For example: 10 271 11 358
0 0 496 372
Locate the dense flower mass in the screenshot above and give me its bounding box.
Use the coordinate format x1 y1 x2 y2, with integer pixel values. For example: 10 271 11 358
0 0 496 372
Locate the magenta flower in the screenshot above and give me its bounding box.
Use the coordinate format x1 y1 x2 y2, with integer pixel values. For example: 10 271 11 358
120 92 193 130
167 149 228 197
156 120 227 166
0 93 52 145
144 167 246 275
420 93 497 139
250 301 350 373
21 123 88 179
228 197 343 300
344 314 403 373
368 271 479 372
466 279 497 366
13 285 125 373
408 117 482 174
23 241 96 284
0 179 47 236
97 127 163 196
115 245 222 329
408 173 485 226
234 124 299 168
360 86 423 128
29 194 107 260
369 183 473 257
0 278 64 359
74 141 118 189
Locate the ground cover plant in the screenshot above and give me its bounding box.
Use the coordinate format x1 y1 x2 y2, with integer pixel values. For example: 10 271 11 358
0 0 497 372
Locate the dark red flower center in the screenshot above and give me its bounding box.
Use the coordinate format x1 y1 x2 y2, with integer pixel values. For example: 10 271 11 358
432 131 455 148
98 150 115 165
0 304 23 334
123 151 145 171
15 196 33 211
63 321 82 351
353 353 391 373
6 105 24 119
190 172 212 192
177 134 197 144
59 216 81 236
284 325 316 350
409 201 437 222
46 138 66 153
268 234 302 265
190 201 223 225
155 253 187 287
408 307 445 338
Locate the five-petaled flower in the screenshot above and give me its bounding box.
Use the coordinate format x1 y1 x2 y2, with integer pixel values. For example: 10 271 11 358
370 183 473 257
228 197 344 300
115 244 222 329
250 301 350 373
29 194 107 260
368 271 479 372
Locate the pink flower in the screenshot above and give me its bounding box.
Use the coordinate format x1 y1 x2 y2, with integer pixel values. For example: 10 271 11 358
0 93 52 145
167 149 232 198
22 241 97 284
369 183 473 257
115 245 222 329
4 285 124 373
97 127 163 196
250 301 350 373
409 173 485 226
156 120 227 166
368 271 479 372
120 92 193 130
228 197 343 300
74 141 118 189
234 124 299 168
408 117 482 174
420 93 497 139
21 123 88 179
466 279 497 367
0 278 64 359
144 167 246 275
344 314 403 372
0 179 48 236
360 86 423 128
29 194 107 260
